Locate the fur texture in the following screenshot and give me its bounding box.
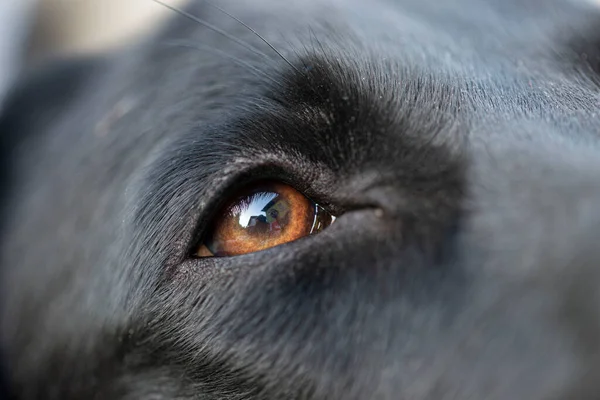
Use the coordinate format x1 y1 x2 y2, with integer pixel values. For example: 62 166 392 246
1 0 600 398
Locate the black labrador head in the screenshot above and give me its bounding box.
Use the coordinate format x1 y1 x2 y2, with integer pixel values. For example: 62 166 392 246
1 0 600 398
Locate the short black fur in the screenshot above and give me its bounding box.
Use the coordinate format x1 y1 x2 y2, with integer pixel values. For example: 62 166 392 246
1 0 600 399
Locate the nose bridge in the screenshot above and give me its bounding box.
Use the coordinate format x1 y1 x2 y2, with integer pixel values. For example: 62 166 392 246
466 133 600 277
418 134 600 400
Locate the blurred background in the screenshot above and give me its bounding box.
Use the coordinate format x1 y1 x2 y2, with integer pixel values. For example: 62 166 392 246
0 0 188 105
1 0 600 104
28 0 188 62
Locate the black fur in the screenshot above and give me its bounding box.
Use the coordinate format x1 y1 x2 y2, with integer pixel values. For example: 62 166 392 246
1 0 600 398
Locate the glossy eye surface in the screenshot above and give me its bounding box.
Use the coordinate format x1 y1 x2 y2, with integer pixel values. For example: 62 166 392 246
196 182 335 257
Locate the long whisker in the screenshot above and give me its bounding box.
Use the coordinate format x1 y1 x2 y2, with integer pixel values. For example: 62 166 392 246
162 39 281 86
151 0 269 59
205 1 302 75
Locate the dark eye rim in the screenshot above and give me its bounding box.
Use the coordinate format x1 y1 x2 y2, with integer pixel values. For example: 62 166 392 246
196 180 334 258
184 166 340 261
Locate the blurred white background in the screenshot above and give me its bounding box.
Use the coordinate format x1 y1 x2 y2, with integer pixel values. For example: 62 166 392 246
1 0 188 104
1 0 600 103
30 0 600 57
29 0 188 59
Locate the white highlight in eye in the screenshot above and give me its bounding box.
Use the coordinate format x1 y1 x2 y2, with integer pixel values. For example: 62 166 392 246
233 192 278 228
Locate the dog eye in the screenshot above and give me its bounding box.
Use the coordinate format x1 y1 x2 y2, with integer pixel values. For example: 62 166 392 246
195 181 335 257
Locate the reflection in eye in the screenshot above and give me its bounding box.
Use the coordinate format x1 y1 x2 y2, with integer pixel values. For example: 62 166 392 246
196 182 335 257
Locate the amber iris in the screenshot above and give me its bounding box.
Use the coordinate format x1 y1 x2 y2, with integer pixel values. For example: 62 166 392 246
196 182 334 257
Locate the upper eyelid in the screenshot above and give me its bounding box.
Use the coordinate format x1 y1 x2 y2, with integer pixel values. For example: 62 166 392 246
134 114 340 250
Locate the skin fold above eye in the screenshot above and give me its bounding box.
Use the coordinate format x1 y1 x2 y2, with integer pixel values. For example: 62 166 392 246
196 181 334 257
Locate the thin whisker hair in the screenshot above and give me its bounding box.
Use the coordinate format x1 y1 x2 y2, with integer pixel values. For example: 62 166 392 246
205 1 302 75
151 0 269 60
162 39 282 86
